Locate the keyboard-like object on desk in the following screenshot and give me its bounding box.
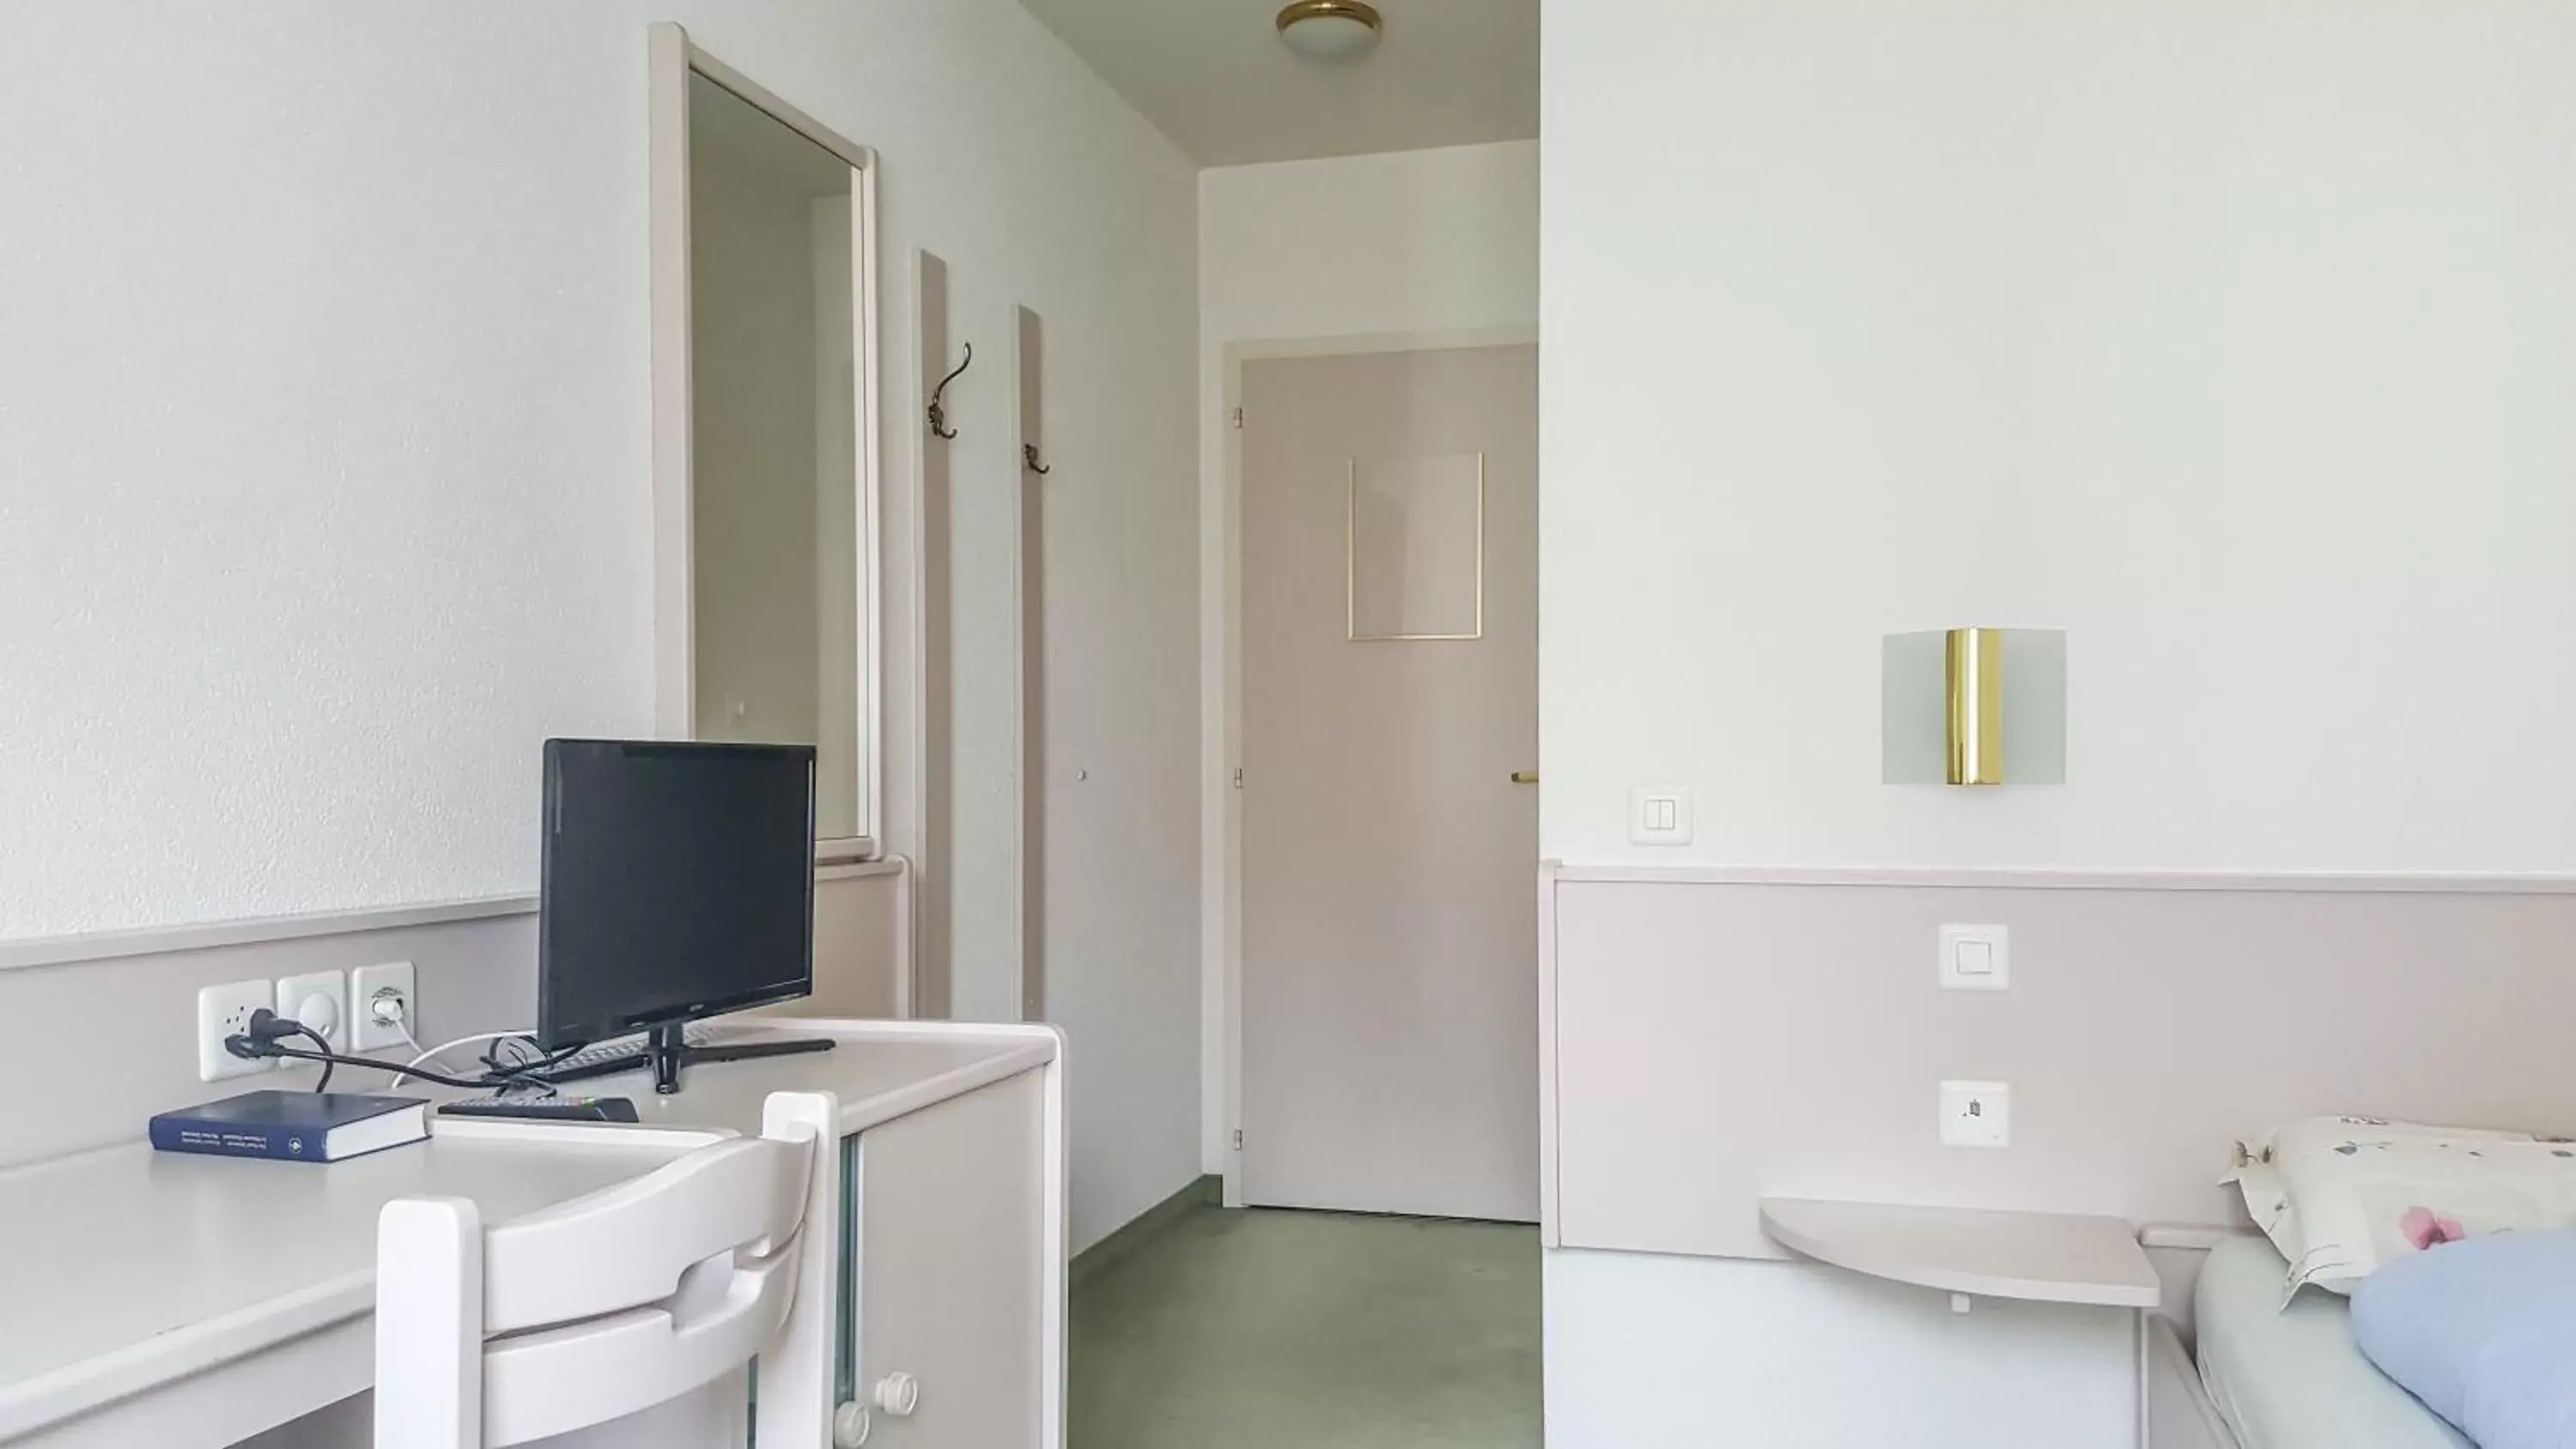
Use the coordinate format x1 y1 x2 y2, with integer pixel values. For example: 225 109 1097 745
533 1024 763 1082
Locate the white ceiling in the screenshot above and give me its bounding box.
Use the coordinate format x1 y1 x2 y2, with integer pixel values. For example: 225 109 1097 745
1017 0 1538 167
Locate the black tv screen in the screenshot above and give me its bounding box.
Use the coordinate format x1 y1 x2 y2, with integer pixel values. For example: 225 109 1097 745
538 739 816 1047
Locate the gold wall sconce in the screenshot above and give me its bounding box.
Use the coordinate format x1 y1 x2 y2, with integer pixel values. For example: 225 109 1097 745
1883 627 2066 786
1946 627 2002 785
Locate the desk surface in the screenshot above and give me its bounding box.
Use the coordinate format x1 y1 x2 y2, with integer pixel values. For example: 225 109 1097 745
526 1020 1058 1141
0 1017 1058 1441
1758 1196 2161 1308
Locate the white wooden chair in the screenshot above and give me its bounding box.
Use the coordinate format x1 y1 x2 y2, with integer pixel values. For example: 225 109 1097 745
374 1091 841 1449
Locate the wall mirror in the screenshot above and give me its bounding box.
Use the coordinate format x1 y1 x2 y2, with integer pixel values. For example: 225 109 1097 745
650 24 882 853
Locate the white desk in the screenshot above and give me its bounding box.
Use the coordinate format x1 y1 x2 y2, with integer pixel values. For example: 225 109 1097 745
0 1018 1064 1449
1759 1196 2160 1308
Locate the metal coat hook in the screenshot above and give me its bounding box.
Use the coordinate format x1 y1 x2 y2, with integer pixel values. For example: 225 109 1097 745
1022 444 1051 476
927 343 971 440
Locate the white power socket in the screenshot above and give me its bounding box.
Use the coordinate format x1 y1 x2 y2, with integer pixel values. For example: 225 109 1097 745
275 970 349 1052
1940 1080 2011 1149
351 961 417 1052
197 979 276 1082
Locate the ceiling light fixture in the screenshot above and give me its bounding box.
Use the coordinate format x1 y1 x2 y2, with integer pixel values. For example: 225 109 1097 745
1276 0 1383 62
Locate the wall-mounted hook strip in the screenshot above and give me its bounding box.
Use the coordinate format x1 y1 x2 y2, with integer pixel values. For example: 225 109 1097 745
927 342 971 440
1022 444 1051 476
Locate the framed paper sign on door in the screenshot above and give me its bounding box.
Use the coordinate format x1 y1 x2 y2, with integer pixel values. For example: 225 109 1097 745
1346 452 1484 641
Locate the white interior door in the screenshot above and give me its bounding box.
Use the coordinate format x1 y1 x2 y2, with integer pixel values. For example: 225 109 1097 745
1241 343 1539 1222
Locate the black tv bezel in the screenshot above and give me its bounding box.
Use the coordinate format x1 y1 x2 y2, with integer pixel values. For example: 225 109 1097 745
535 738 819 1051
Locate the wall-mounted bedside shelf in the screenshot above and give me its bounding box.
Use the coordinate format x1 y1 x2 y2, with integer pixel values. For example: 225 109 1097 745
1759 1197 2160 1308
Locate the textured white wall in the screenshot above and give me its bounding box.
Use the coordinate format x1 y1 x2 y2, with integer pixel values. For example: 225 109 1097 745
1540 0 2576 875
1196 142 1540 1171
0 5 648 938
0 0 1201 1253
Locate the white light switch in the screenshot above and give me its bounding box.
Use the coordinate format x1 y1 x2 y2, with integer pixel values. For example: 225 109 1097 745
1938 924 2009 991
1629 787 1693 846
1941 1080 2010 1148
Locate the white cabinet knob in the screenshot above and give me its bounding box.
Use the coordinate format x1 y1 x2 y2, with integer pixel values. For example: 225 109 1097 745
873 1370 921 1416
833 1401 871 1446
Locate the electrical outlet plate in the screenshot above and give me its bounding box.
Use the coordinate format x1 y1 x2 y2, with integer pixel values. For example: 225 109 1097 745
275 970 349 1052
352 961 417 1052
1941 1079 2010 1148
197 979 276 1082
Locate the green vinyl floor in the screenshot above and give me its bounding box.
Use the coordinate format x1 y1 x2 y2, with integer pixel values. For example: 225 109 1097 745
1070 1206 1542 1449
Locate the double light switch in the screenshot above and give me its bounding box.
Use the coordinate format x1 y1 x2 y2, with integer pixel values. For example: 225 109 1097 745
1628 787 1693 846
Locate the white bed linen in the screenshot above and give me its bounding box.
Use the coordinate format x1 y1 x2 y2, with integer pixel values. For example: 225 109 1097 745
2195 1234 2469 1449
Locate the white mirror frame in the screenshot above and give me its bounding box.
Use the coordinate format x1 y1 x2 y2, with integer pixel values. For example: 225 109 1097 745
647 23 884 860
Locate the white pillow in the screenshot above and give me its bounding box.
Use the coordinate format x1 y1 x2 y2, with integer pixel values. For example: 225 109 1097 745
2227 1117 2576 1298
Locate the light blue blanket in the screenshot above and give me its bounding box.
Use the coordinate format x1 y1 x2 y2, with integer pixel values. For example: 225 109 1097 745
2352 1228 2576 1449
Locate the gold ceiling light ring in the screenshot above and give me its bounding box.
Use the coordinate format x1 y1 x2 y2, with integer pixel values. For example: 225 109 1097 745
1276 0 1385 61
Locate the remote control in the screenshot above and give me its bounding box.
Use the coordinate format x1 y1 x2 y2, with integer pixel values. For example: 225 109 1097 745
438 1095 641 1124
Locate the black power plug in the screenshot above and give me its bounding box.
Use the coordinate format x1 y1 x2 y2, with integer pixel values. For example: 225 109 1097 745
227 1008 336 1092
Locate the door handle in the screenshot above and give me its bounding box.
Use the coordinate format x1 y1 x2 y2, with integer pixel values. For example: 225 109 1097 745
1510 771 1539 785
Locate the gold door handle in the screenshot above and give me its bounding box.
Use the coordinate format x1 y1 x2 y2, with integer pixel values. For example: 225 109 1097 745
1509 771 1539 785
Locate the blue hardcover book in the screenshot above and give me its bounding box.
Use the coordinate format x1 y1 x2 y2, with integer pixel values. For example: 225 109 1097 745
149 1089 429 1163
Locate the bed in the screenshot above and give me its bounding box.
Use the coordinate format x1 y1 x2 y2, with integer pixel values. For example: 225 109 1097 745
2149 1234 2465 1449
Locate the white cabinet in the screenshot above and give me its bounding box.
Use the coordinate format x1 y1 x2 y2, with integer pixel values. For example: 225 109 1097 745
836 1069 1050 1448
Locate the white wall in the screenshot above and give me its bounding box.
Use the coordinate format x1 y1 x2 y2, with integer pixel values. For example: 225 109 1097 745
1540 0 2576 876
1540 3 2576 1442
1199 142 1540 348
1546 1250 2133 1449
1196 141 1540 1171
0 0 1200 1253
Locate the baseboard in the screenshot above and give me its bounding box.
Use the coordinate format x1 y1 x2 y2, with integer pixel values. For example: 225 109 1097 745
1072 1174 1220 1290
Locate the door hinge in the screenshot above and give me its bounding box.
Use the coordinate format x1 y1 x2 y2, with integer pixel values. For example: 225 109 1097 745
1231 1129 1243 1151
1229 407 1244 430
1231 767 1244 790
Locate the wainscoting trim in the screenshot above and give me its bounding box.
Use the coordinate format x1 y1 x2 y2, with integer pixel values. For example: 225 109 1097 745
1546 862 2576 894
0 895 538 973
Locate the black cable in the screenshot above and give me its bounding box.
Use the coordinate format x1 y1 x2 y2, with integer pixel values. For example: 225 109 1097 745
234 1009 339 1092
231 1037 502 1090
477 1038 583 1097
279 1025 333 1093
228 1011 593 1093
481 1036 563 1076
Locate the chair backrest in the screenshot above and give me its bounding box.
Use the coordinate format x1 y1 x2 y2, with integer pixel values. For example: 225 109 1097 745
376 1090 841 1449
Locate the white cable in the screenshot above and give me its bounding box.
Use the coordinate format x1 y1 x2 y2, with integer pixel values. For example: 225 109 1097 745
364 990 429 1065
363 991 434 1082
387 1030 534 1088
